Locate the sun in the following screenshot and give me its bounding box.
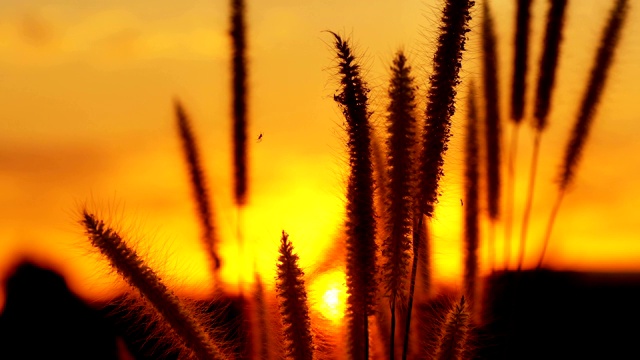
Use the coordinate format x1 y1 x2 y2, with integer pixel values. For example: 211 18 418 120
310 270 347 322
323 288 341 311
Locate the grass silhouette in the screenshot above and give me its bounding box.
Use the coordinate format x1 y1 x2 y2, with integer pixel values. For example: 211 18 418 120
537 0 629 269
69 0 631 359
518 0 568 271
480 0 501 272
463 83 480 319
230 0 248 207
503 0 532 272
381 51 418 360
276 231 314 360
81 211 228 360
330 31 378 360
175 100 221 275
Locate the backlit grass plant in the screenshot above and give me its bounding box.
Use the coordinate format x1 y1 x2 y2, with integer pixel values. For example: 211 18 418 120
77 0 629 359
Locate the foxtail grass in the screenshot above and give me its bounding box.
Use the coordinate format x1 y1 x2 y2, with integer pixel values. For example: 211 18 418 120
371 133 394 358
250 273 270 360
481 0 502 271
175 100 221 275
434 296 470 360
417 0 474 219
463 84 480 317
504 0 533 271
330 31 378 360
405 1 474 359
538 0 629 268
80 211 228 360
533 0 569 130
518 0 568 271
276 231 314 360
511 0 532 124
230 0 248 206
382 50 418 360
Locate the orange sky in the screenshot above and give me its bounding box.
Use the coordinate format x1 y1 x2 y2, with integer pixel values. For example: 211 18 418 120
1 0 639 310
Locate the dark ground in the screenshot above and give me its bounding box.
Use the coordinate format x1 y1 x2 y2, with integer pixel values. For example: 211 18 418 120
1 261 639 359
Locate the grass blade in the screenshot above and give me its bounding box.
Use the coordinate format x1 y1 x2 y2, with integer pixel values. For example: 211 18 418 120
463 84 480 317
80 211 228 360
383 50 418 360
405 0 475 358
511 0 532 123
481 0 502 270
518 0 569 271
276 231 314 360
175 100 221 274
504 0 532 270
434 297 470 360
538 0 629 268
230 0 248 206
330 31 378 360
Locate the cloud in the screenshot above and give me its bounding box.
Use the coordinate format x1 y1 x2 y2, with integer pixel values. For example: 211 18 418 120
19 11 55 46
0 7 227 67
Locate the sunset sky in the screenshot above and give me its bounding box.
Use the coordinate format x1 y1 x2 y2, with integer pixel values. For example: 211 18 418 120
1 0 639 310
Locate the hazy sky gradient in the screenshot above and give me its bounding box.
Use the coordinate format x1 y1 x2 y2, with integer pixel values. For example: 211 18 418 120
1 0 639 307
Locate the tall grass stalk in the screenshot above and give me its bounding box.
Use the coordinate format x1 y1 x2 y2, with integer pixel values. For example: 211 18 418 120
463 84 480 317
511 0 532 124
518 0 568 271
175 100 221 276
481 0 502 271
251 273 270 360
276 231 314 360
330 32 378 360
404 0 474 359
383 51 418 360
537 0 628 268
434 297 470 360
80 211 228 360
504 0 532 265
230 0 248 206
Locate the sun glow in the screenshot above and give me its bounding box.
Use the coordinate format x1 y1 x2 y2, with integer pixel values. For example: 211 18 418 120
310 270 347 322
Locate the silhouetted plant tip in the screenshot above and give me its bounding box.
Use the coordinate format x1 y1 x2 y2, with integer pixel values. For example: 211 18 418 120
511 0 532 123
481 1 502 272
533 0 568 131
175 100 221 273
231 0 248 206
250 273 270 360
504 0 533 271
383 50 418 360
539 0 629 268
329 31 378 360
418 0 474 219
463 84 480 316
434 296 470 360
80 211 228 360
559 0 627 190
276 231 314 360
404 1 474 358
518 0 569 271
482 0 502 223
64 0 630 358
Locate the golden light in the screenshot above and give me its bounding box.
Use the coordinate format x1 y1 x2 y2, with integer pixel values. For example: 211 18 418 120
323 289 341 312
0 0 639 323
310 270 347 322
